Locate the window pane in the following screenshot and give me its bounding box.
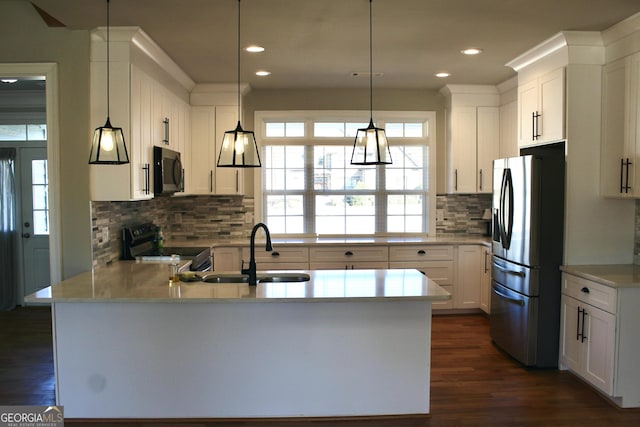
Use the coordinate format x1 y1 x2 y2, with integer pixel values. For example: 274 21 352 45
286 122 304 137
315 195 375 235
314 122 344 137
32 160 48 184
266 122 285 137
404 123 423 137
345 122 367 137
27 124 47 141
387 195 423 233
33 210 49 235
32 185 48 210
385 123 404 137
0 125 27 141
314 146 376 191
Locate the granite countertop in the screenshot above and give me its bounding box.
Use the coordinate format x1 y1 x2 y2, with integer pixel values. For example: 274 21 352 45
25 262 451 304
560 264 640 288
169 235 492 248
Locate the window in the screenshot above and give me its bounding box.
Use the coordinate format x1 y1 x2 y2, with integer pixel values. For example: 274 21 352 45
0 124 47 141
31 159 49 235
256 111 435 236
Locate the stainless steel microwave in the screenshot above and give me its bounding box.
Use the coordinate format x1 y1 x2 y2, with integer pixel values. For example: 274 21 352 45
153 146 183 194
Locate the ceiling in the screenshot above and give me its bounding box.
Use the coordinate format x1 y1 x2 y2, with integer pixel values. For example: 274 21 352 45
20 0 640 90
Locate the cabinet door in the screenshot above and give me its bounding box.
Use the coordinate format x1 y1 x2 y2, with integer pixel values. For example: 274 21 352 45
215 106 244 195
449 107 477 193
601 58 630 197
130 66 153 199
213 247 242 272
455 245 481 309
479 247 491 314
517 79 539 147
582 304 616 394
499 101 518 158
476 107 500 193
538 67 565 143
188 107 216 194
560 294 582 373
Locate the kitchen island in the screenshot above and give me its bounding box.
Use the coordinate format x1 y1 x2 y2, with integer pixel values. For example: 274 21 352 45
26 263 449 420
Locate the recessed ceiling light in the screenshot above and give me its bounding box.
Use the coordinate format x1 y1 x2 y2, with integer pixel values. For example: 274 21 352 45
1 79 18 84
435 72 450 78
245 45 265 53
461 48 483 55
256 70 271 77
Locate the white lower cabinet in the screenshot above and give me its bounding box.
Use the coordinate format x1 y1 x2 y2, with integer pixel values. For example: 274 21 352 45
212 246 242 272
480 246 491 314
454 245 482 309
309 246 389 270
389 245 455 310
560 272 640 407
241 246 309 271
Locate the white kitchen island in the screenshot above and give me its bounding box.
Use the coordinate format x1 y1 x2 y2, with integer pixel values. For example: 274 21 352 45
26 264 450 420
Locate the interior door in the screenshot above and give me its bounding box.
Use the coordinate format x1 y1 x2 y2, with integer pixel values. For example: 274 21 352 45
19 147 50 298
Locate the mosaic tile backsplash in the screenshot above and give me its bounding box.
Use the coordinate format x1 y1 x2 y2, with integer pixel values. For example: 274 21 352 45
91 195 254 268
436 194 492 236
91 194 640 267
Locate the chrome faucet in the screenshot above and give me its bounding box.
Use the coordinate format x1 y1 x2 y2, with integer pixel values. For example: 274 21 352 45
241 222 273 286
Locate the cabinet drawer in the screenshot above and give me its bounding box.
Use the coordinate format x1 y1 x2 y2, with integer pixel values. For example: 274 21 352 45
242 246 309 263
310 261 389 270
562 273 617 314
309 246 389 262
389 245 454 262
389 261 454 285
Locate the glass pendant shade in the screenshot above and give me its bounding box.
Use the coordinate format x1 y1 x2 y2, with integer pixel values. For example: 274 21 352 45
89 117 129 164
350 0 391 166
89 0 129 165
351 119 392 165
217 0 261 168
217 121 261 167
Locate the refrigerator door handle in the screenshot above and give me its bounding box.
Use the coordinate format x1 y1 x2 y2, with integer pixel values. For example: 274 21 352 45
499 168 513 250
493 286 525 306
493 262 526 277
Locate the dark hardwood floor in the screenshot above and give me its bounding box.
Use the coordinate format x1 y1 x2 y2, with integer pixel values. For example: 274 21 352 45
2 307 640 426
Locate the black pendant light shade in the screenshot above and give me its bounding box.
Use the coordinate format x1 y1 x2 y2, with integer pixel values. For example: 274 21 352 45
217 121 261 167
217 0 261 168
89 0 129 165
351 0 392 166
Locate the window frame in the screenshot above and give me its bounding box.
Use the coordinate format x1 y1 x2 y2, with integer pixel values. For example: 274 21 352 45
254 110 437 237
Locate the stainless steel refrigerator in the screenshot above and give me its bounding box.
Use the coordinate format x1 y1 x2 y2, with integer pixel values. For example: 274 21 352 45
490 142 565 368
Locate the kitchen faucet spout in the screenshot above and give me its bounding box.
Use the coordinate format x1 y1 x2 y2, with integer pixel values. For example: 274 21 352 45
241 222 272 286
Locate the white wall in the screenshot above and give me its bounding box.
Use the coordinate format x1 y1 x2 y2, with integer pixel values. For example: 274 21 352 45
0 1 93 278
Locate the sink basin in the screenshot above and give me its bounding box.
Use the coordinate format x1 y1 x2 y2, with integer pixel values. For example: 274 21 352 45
199 273 249 283
195 272 311 284
257 273 311 283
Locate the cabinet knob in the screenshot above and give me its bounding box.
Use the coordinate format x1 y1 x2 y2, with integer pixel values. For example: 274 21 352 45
417 250 426 255
581 287 590 294
345 251 354 256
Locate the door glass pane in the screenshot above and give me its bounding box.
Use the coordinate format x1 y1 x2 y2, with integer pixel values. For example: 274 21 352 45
31 159 49 235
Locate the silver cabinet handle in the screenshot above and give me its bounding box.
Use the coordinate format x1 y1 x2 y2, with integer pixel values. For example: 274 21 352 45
209 170 213 193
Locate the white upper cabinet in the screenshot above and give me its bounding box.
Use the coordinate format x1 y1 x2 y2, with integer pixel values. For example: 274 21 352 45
601 54 639 198
517 67 565 148
441 85 500 194
187 105 244 195
89 27 194 201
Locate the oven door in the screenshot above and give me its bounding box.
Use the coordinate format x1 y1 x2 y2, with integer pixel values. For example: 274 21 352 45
490 281 538 366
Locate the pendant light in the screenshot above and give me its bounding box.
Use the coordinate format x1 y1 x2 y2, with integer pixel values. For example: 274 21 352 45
217 0 261 168
89 0 129 165
351 0 392 165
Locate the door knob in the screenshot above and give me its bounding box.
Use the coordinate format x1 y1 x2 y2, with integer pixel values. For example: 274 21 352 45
22 232 31 238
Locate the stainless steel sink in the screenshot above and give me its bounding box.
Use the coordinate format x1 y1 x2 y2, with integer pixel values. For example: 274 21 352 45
257 273 311 283
199 273 249 283
196 272 310 284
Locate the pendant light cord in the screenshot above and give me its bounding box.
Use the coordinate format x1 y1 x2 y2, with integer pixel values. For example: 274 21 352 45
106 0 111 119
237 0 241 123
369 0 373 120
